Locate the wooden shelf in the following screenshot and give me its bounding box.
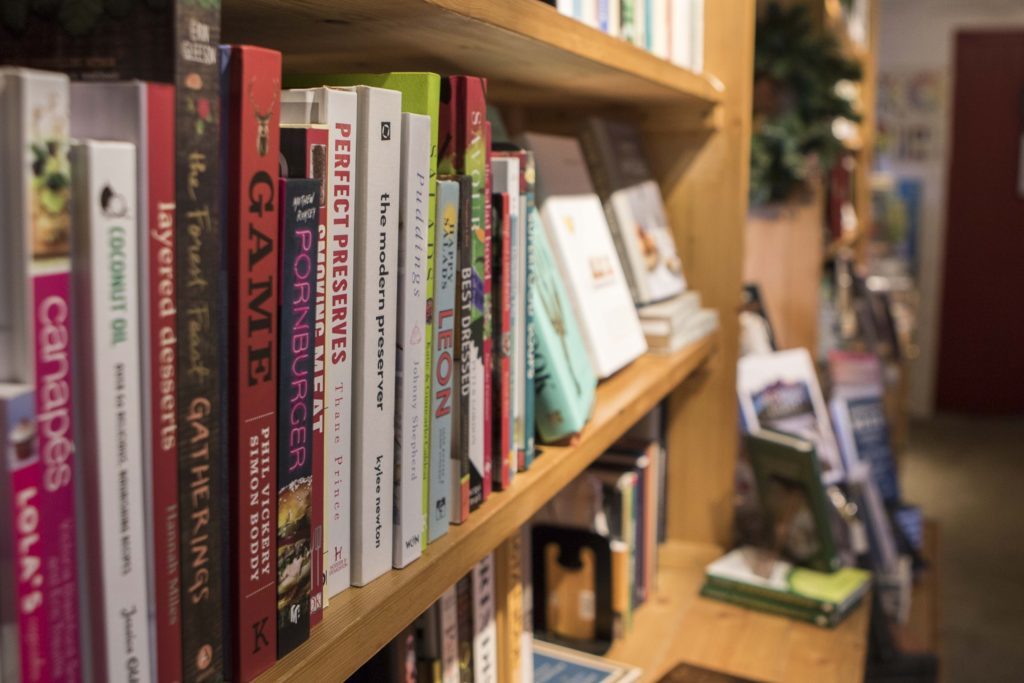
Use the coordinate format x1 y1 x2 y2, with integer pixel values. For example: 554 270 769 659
255 335 717 681
608 541 871 683
222 0 723 107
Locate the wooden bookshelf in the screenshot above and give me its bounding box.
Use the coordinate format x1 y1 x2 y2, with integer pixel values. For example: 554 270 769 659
254 336 717 682
608 541 871 683
222 0 723 107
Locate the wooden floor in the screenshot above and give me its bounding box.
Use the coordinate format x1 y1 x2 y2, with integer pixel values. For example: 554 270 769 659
608 542 871 683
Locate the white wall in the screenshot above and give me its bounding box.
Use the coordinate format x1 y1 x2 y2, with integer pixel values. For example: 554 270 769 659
878 0 1024 416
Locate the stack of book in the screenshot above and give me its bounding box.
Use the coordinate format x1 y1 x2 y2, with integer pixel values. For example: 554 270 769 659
637 291 720 353
545 0 705 71
700 547 872 628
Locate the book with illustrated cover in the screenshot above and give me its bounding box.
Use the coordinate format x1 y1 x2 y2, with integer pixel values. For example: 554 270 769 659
68 78 181 683
531 219 597 443
429 179 460 541
532 640 641 683
439 76 489 512
279 124 330 625
472 553 498 683
451 175 474 525
744 430 842 573
0 67 82 683
830 392 900 504
276 178 320 657
70 139 153 683
580 118 686 306
289 72 443 554
521 132 646 379
737 349 844 484
280 87 357 598
348 85 401 587
394 112 430 568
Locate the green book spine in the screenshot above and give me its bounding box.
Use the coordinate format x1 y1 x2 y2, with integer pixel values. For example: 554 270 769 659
702 574 833 613
699 583 838 628
286 72 441 548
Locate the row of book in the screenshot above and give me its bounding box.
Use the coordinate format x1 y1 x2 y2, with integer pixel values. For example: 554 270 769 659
543 0 706 72
0 42 715 683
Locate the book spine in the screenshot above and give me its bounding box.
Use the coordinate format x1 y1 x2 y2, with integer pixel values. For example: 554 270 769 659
428 180 458 543
174 4 227 678
422 110 439 559
699 583 832 627
0 386 36 683
519 525 534 683
71 140 153 683
455 575 474 683
490 193 512 491
144 83 183 683
350 87 401 586
223 45 281 679
310 185 326 628
452 176 473 525
495 534 524 683
439 586 460 683
394 113 430 568
471 553 498 683
275 178 320 657
449 76 487 512
1 70 82 683
522 154 537 470
324 95 357 598
510 157 525 477
481 121 493 502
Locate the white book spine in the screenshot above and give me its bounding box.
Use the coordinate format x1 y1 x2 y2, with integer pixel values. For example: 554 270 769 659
471 553 498 683
439 585 460 683
282 87 359 596
71 141 152 683
393 113 429 568
692 0 705 73
351 86 402 586
670 0 693 68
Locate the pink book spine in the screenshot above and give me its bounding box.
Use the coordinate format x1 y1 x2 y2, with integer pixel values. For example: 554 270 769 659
481 121 493 501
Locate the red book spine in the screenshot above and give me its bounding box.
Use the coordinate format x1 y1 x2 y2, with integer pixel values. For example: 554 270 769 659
224 45 282 682
310 149 327 628
492 193 512 490
482 119 493 501
145 82 183 683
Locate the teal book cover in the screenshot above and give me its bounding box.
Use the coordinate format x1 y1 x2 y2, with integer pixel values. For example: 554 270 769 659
531 204 597 443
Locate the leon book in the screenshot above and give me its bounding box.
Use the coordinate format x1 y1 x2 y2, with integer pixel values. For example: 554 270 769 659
276 178 320 657
70 139 153 682
68 79 181 683
280 123 330 624
438 76 489 511
280 87 357 598
393 112 430 568
0 67 82 683
348 85 401 587
221 44 282 678
428 179 460 542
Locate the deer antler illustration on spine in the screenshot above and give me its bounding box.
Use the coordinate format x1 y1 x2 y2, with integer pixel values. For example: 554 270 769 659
249 79 279 157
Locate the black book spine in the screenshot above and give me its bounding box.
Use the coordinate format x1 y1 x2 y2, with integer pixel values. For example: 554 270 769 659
174 5 226 680
453 175 474 524
276 178 320 658
456 575 475 683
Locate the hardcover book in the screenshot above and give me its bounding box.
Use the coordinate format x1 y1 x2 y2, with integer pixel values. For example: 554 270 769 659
68 78 181 683
521 153 538 469
70 139 153 683
456 575 474 683
472 553 498 683
491 189 513 491
531 216 598 443
394 112 430 568
288 72 443 553
580 117 686 305
221 44 282 678
521 132 647 379
737 349 844 483
440 586 460 683
439 76 489 511
279 124 330 625
495 534 525 683
276 178 320 657
830 392 900 504
428 180 460 542
0 67 82 683
532 640 640 683
451 176 475 524
348 85 402 586
280 87 358 598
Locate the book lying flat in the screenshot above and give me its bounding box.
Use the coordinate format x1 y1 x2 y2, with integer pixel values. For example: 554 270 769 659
532 640 641 683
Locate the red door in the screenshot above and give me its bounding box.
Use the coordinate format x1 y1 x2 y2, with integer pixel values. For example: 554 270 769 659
937 31 1024 413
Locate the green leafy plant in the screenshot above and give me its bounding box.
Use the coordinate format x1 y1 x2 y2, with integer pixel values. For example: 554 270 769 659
750 2 862 206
